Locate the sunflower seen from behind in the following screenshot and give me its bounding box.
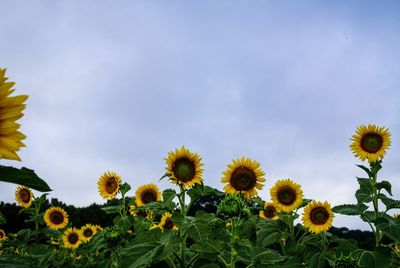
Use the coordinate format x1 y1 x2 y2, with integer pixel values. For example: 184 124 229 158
135 183 162 207
270 179 303 213
14 185 33 208
221 157 265 200
302 201 334 234
44 207 69 230
0 68 28 161
80 224 96 243
350 124 391 163
259 202 280 220
62 228 83 250
97 171 121 199
165 146 204 189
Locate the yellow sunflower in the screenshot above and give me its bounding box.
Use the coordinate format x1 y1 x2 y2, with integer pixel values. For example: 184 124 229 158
221 157 265 200
0 229 7 241
135 183 162 207
259 202 280 220
302 201 334 234
350 124 391 163
80 224 96 243
155 212 178 231
97 171 121 199
62 228 83 250
270 179 303 213
164 146 204 189
44 207 69 230
129 204 154 220
14 185 33 208
94 225 103 232
0 68 28 161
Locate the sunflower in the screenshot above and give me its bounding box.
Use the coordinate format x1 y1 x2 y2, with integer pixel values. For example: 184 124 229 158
14 185 33 208
156 212 178 231
94 225 103 232
97 171 121 199
164 146 204 189
221 157 265 200
62 228 83 250
0 229 7 241
0 68 28 161
350 124 391 163
270 179 303 213
259 202 280 220
80 224 97 243
129 204 154 220
44 207 69 230
302 200 334 234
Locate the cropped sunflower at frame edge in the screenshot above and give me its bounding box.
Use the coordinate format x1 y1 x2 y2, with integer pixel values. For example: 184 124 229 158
164 146 204 189
135 183 162 207
97 171 121 199
350 124 391 163
221 157 265 200
270 179 303 213
0 68 29 161
302 200 334 234
14 185 33 208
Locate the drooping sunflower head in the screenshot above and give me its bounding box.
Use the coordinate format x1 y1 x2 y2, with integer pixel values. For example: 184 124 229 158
259 202 280 220
44 207 69 230
97 171 121 199
135 183 162 207
221 157 265 200
270 179 303 213
350 124 391 163
0 68 28 161
164 146 204 189
62 228 83 250
14 185 33 208
302 200 334 234
158 212 178 231
129 204 154 220
80 224 97 242
0 229 7 241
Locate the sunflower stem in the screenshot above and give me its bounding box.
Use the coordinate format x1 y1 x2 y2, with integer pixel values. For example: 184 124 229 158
370 162 382 248
178 184 187 268
229 218 238 268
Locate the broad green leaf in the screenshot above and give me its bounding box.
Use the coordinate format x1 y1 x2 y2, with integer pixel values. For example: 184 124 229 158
332 204 368 215
309 252 328 268
380 196 400 210
358 250 375 268
376 180 392 196
100 205 121 214
356 165 372 177
355 188 372 203
186 185 224 200
0 165 51 192
375 218 400 242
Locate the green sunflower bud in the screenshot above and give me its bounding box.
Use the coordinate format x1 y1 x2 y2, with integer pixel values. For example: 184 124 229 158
328 254 360 268
103 226 124 248
217 194 251 219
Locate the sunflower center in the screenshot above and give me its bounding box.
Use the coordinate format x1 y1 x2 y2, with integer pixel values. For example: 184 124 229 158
68 233 79 244
83 229 93 238
19 189 31 203
230 167 257 191
361 133 383 153
310 207 329 225
0 232 4 239
264 206 277 219
164 218 174 230
172 158 195 182
277 187 296 205
141 190 157 204
105 177 118 194
50 211 64 225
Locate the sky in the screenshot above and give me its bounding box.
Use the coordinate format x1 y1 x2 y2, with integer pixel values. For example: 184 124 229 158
1 1 400 230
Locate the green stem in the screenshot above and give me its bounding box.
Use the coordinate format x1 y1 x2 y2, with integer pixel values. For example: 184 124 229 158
289 214 295 241
178 185 187 268
370 163 382 247
229 218 238 268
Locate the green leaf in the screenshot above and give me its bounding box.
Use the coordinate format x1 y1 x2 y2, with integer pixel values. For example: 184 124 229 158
332 204 368 215
120 182 131 196
162 189 176 204
361 211 376 223
375 218 400 242
351 248 392 268
358 250 375 268
376 180 392 196
261 232 282 247
186 185 224 200
299 198 312 209
356 165 372 177
309 251 328 268
100 205 121 214
0 165 51 192
356 188 372 204
380 197 400 210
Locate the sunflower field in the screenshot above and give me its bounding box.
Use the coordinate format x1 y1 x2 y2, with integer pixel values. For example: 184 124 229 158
1 67 400 268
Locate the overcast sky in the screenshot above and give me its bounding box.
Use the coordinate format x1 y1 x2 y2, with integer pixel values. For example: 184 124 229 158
1 1 400 230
